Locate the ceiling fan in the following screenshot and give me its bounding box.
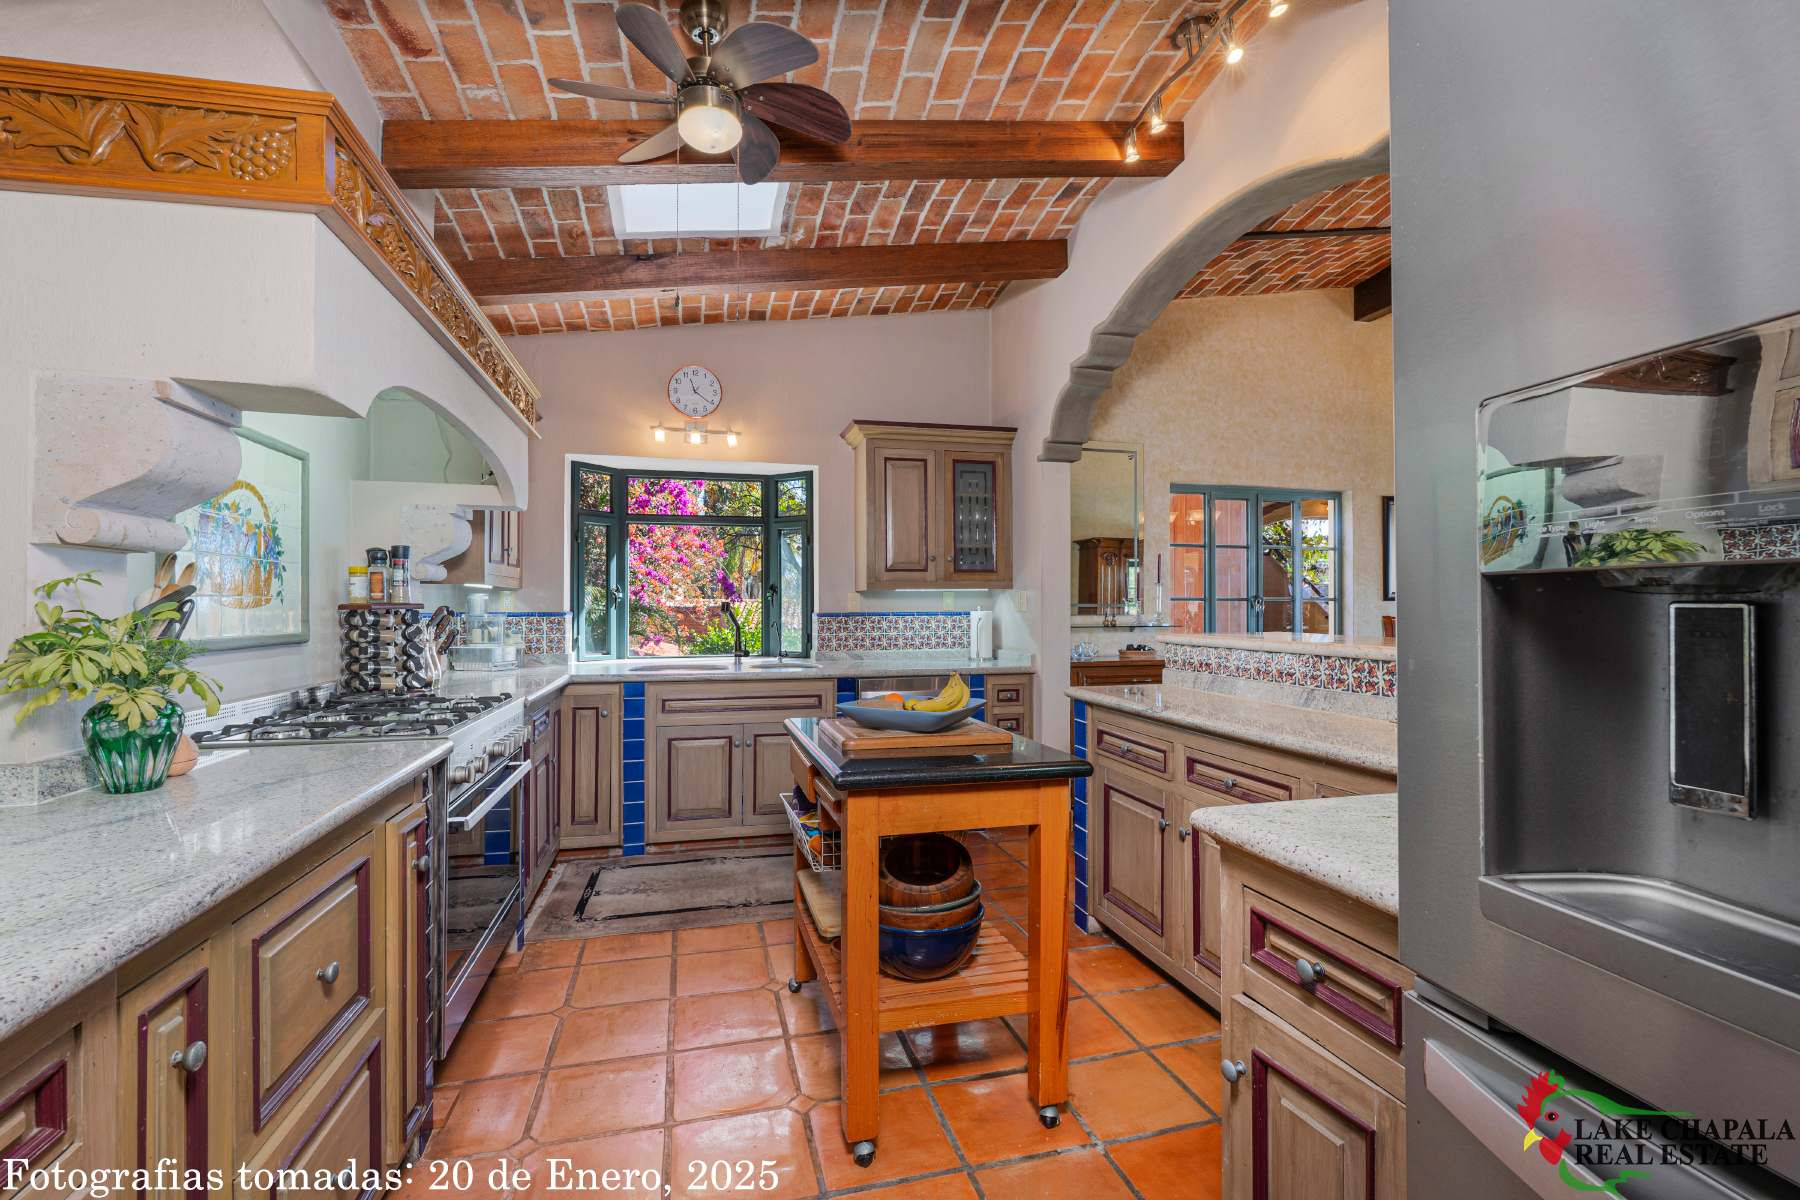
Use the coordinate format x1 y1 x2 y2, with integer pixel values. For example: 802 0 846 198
548 0 852 187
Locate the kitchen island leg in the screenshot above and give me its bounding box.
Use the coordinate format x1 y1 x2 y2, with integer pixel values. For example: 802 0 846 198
839 791 882 1150
1025 780 1071 1117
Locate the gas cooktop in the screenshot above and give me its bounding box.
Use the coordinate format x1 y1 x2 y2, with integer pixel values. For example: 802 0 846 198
192 692 515 746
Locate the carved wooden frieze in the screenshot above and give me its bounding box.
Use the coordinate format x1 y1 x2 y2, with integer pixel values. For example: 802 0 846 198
0 56 538 433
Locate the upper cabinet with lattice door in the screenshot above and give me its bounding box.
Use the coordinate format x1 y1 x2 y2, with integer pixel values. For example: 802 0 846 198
841 421 1015 591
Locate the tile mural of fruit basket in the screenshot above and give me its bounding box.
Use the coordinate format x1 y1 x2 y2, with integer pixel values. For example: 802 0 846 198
169 429 310 648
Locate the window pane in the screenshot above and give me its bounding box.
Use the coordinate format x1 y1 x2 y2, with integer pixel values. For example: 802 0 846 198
1171 600 1205 632
577 522 609 656
1170 494 1206 544
628 524 763 656
1216 548 1248 598
1261 548 1294 606
1216 599 1249 633
1264 600 1294 633
1301 548 1334 600
1261 500 1293 545
1302 600 1335 634
1174 547 1204 598
627 476 762 516
1214 498 1247 545
778 477 808 516
779 528 804 653
1301 497 1334 547
951 461 998 572
577 469 611 512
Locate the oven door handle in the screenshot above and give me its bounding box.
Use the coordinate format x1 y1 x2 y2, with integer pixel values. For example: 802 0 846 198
447 758 531 830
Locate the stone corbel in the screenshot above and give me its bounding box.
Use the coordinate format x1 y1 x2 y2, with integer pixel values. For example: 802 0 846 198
403 504 474 582
32 375 242 554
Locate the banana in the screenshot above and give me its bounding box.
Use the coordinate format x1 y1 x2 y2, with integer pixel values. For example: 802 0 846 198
904 673 970 712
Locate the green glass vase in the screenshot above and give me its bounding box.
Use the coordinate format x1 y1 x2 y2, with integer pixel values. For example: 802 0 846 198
81 697 185 794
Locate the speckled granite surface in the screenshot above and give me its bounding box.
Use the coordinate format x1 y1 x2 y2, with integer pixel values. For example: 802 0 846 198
1190 793 1398 915
0 740 449 1040
495 653 1035 688
1067 683 1397 775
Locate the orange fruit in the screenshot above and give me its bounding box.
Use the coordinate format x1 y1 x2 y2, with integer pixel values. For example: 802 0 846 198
884 692 904 703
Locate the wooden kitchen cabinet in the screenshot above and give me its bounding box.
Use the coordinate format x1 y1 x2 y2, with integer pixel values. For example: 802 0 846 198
118 943 216 1197
559 684 620 848
0 988 116 1200
484 509 522 589
522 700 560 908
1094 766 1176 958
647 683 832 841
985 673 1033 738
744 721 797 824
655 723 739 831
1069 657 1165 689
843 420 1015 591
381 804 430 1161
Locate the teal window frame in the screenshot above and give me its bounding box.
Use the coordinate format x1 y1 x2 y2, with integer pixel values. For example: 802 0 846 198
1169 484 1343 634
570 462 814 660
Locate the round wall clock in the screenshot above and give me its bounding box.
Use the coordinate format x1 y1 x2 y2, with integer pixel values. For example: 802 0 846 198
669 365 722 419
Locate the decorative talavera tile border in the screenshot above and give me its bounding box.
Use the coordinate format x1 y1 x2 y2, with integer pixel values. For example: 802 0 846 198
815 611 971 652
1162 643 1397 698
450 611 570 654
1721 522 1800 561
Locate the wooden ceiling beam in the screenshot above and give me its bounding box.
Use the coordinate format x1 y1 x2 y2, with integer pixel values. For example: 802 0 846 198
456 240 1067 304
381 119 1182 188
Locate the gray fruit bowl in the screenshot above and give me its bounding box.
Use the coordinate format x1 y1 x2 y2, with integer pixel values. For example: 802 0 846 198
835 700 987 733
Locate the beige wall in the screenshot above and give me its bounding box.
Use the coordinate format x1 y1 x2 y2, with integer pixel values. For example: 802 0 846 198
1086 289 1393 636
504 311 993 617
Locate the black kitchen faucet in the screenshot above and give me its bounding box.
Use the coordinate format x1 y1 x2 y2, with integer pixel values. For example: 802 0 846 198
720 601 745 661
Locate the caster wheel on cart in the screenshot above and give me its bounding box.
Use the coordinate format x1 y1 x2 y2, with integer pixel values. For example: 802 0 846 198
1038 1106 1061 1129
852 1141 877 1168
787 978 802 993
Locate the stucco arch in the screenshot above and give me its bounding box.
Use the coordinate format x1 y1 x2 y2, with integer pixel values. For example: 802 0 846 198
1039 133 1390 463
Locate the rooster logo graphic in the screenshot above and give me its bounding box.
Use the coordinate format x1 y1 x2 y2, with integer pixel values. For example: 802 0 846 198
1516 1070 1683 1194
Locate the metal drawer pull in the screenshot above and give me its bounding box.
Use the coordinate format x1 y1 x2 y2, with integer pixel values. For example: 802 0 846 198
1222 777 1238 790
1221 1059 1247 1084
1295 957 1325 986
413 857 431 880
601 709 608 717
1177 827 1190 841
734 739 742 747
1158 818 1170 831
170 1040 207 1072
317 962 341 984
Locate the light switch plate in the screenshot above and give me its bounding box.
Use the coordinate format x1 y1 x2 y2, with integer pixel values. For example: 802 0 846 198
1014 590 1028 612
942 591 953 609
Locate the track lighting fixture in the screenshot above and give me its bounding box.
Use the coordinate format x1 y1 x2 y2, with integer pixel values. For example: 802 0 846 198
1123 130 1141 163
1269 0 1287 15
1223 18 1244 63
1148 97 1166 134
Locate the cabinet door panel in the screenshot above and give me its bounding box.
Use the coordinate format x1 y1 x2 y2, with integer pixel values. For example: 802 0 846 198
744 723 795 823
876 450 934 581
1098 769 1170 954
1266 1064 1369 1199
561 687 619 843
385 806 430 1157
655 725 737 831
941 450 1009 585
121 945 210 1200
1191 825 1226 980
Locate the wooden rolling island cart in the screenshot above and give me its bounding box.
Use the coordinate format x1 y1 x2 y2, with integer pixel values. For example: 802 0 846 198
783 717 1094 1167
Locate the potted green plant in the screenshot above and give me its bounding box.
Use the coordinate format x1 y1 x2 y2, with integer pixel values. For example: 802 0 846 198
0 572 223 794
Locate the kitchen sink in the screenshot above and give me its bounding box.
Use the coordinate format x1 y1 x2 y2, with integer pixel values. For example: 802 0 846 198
624 659 816 673
627 663 729 672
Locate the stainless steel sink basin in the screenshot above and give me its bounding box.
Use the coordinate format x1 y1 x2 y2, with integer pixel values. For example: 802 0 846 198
627 663 729 672
624 658 815 673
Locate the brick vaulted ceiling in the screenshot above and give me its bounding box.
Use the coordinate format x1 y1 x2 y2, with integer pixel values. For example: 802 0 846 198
1178 174 1390 299
328 0 1277 333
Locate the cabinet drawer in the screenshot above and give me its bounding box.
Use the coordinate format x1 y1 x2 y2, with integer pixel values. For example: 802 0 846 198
993 715 1024 734
244 1023 384 1200
992 685 1023 706
1240 889 1411 1098
1092 720 1173 779
237 838 375 1134
656 691 827 718
0 1039 75 1195
1183 749 1297 804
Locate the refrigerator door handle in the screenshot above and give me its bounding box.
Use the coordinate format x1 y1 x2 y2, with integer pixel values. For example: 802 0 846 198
1422 1040 1611 1198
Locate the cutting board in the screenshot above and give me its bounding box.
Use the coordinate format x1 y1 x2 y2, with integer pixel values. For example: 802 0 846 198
818 716 1015 758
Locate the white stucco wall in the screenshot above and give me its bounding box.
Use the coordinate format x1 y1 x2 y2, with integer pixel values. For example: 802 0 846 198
989 0 1391 747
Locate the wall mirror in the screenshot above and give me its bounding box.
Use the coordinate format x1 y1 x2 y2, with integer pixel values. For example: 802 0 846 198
1070 444 1143 616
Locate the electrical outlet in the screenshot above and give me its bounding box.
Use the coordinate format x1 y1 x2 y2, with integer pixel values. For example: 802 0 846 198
1014 590 1028 612
942 591 954 609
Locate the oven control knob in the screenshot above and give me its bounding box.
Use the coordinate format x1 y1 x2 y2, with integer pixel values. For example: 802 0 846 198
469 756 487 777
489 741 508 758
448 764 470 785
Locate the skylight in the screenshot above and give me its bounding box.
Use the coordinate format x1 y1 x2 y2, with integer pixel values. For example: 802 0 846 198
607 182 789 239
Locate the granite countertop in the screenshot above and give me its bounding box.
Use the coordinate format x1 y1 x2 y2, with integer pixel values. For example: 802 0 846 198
496 651 1035 687
787 717 1091 792
0 740 450 1041
441 663 571 707
1068 683 1396 775
1189 793 1398 915
1157 631 1397 661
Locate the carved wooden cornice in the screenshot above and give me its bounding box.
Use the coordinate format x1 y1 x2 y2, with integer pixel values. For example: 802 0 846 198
0 57 538 434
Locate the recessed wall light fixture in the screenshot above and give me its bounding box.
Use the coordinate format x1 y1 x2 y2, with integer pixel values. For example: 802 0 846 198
1121 1 1269 161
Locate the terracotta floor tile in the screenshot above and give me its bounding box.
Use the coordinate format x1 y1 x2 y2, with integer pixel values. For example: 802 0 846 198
767 942 795 980
676 947 771 996
905 1018 1025 1081
439 1014 557 1081
933 1073 1091 1164
570 957 673 1007
966 842 1017 864
1069 1051 1209 1140
809 1090 961 1190
581 930 673 962
1068 921 1116 949
976 1148 1138 1200
1110 1124 1223 1200
777 980 837 1034
669 1109 817 1200
851 1174 979 1200
515 1129 665 1198
1097 985 1222 1047
429 1085 460 1129
1154 1040 1224 1113
985 887 1027 919
516 939 582 971
673 988 785 1049
672 1038 795 1121
762 918 795 944
677 922 763 954
1006 996 1136 1059
974 859 1030 889
1067 945 1170 994
531 1057 666 1141
551 1000 670 1066
788 1030 913 1099
468 968 572 1021
429 1074 539 1157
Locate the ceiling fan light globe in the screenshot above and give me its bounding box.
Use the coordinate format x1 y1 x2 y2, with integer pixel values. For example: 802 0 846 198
678 84 743 153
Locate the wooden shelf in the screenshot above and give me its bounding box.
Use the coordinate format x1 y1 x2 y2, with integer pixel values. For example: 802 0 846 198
794 900 1032 1033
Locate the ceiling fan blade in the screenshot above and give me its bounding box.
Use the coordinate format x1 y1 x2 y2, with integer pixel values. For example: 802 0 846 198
738 82 851 144
710 21 819 88
546 78 674 104
614 3 695 84
735 111 782 186
619 121 686 163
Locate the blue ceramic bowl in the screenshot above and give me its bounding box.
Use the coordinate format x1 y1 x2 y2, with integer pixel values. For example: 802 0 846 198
878 909 983 980
836 700 986 733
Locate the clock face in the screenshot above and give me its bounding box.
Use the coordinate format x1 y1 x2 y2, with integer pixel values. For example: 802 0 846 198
669 365 722 418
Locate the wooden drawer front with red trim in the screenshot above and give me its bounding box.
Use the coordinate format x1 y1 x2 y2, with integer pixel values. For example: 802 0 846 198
243 1021 385 1200
0 1052 70 1187
238 837 375 1134
993 715 1024 734
656 691 827 719
1184 751 1295 804
992 684 1024 706
1092 721 1172 779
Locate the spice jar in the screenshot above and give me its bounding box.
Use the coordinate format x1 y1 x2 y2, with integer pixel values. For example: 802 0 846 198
348 565 369 604
389 545 411 604
366 548 389 604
